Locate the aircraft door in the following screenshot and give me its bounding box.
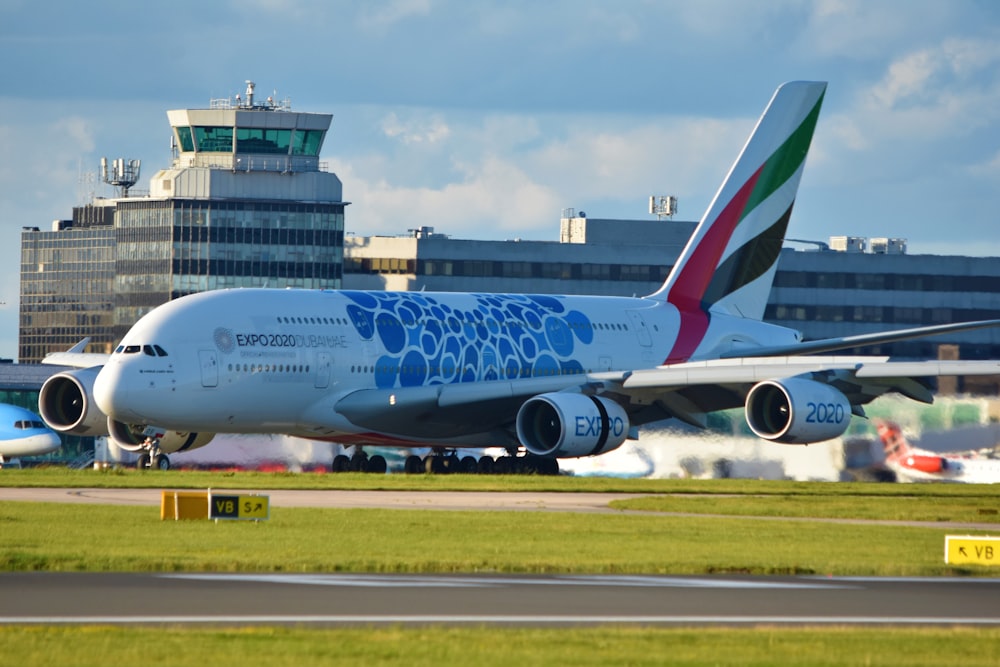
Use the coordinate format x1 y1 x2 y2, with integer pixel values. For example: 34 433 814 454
199 350 219 388
315 352 332 389
626 311 653 347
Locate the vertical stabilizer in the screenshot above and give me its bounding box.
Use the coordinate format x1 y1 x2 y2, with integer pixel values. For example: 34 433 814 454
649 81 825 362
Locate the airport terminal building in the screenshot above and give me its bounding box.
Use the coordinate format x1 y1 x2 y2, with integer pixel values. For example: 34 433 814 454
344 214 1000 374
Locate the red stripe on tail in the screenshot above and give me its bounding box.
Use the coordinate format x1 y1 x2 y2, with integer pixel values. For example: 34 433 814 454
664 166 764 363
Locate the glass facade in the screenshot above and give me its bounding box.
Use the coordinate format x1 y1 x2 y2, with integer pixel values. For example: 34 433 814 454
19 227 116 363
19 198 345 361
174 125 325 157
114 198 344 338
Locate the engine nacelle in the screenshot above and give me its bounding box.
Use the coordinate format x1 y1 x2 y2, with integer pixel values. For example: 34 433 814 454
516 393 629 458
107 418 215 454
745 378 851 444
38 367 108 435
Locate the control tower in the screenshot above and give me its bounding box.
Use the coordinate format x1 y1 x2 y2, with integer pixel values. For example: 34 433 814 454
154 80 341 202
20 81 348 362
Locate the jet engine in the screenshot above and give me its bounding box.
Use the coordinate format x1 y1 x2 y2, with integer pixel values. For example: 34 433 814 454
107 419 215 454
38 368 108 436
516 393 629 458
745 377 852 444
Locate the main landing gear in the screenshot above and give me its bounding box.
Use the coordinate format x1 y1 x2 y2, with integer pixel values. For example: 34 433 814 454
331 450 388 474
327 447 560 475
402 451 560 476
136 439 170 471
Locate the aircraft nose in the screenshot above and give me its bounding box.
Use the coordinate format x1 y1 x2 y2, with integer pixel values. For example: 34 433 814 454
93 361 135 421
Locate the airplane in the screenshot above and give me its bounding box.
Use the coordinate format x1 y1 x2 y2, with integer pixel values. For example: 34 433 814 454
0 403 61 468
876 421 1000 484
36 81 1000 474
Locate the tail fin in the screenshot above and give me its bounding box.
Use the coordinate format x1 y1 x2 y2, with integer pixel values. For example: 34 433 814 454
649 81 826 320
876 421 911 461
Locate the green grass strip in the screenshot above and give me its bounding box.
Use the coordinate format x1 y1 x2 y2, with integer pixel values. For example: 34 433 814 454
3 467 999 498
1 626 999 667
0 501 995 576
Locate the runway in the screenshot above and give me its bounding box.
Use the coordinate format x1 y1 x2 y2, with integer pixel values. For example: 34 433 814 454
1 572 999 626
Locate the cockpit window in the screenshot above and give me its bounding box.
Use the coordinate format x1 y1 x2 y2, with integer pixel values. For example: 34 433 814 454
124 345 141 354
143 345 156 357
115 345 124 354
14 420 45 430
153 345 168 357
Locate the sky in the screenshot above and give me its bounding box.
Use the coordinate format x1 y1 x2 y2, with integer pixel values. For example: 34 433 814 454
1 0 999 360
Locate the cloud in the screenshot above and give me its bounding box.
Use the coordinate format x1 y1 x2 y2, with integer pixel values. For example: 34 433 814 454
329 105 757 240
380 112 451 144
331 155 561 239
357 0 432 30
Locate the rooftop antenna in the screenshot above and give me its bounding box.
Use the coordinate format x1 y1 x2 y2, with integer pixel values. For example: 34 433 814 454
649 195 678 220
245 80 255 108
101 157 141 198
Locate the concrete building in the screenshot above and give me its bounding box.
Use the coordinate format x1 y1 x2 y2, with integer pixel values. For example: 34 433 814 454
19 82 347 363
343 214 1000 390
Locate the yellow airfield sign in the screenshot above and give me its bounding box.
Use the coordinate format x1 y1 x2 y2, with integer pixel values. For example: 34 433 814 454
161 490 269 521
945 535 1000 566
210 493 270 521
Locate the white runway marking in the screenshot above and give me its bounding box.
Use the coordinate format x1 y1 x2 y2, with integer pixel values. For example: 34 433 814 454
163 573 851 589
4 615 1000 625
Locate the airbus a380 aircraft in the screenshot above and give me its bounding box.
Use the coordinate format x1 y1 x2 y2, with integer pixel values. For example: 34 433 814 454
38 81 1000 473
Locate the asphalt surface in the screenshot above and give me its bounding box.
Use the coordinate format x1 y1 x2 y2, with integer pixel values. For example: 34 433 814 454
2 487 999 626
1 572 999 626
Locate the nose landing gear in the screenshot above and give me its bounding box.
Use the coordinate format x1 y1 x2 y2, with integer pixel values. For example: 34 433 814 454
136 438 170 470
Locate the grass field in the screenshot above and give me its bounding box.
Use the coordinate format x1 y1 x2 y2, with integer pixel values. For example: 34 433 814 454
2 626 999 667
2 468 999 665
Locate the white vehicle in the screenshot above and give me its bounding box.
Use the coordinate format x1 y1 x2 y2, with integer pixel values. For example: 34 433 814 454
0 403 60 467
38 81 1000 473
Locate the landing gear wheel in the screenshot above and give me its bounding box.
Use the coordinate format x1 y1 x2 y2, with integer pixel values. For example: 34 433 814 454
136 452 150 469
404 455 424 474
424 455 447 474
477 456 495 475
332 454 350 472
459 456 478 474
153 454 171 471
349 453 369 472
539 458 560 476
367 455 388 474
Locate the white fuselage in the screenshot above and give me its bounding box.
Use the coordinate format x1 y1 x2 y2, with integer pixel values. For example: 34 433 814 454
93 288 796 447
0 404 61 458
888 452 1000 484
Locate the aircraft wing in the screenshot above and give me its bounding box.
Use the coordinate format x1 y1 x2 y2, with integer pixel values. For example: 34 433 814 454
594 356 1000 433
333 356 1000 439
718 319 1000 359
333 376 583 439
41 338 110 369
